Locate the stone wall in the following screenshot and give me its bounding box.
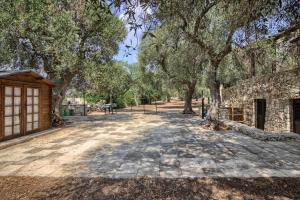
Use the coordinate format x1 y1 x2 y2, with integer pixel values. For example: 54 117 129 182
221 67 300 132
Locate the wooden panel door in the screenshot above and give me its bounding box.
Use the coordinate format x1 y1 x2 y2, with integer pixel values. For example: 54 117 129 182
26 88 40 133
293 99 300 134
256 99 266 130
4 86 21 137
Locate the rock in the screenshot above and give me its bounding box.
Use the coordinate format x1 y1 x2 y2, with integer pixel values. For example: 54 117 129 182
220 120 300 142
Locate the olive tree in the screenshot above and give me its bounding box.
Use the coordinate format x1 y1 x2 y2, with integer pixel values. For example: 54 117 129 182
139 25 207 113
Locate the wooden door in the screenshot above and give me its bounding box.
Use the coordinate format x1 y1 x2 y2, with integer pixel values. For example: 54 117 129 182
293 99 300 134
26 88 40 133
3 86 22 137
256 99 266 130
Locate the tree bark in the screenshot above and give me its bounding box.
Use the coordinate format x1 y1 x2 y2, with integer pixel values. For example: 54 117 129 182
53 75 74 115
183 81 196 114
166 94 171 102
271 43 277 73
207 63 221 121
250 50 256 77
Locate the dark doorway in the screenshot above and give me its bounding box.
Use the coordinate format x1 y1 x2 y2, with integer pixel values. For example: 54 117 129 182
293 99 300 134
256 99 266 130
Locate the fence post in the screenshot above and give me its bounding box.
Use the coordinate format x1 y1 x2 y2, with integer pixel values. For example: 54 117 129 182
202 97 205 119
201 91 204 119
83 92 86 116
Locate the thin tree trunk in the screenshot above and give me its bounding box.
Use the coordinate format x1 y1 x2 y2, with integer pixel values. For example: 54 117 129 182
109 88 112 104
134 95 139 106
183 81 196 114
250 50 256 77
271 42 277 73
166 94 171 102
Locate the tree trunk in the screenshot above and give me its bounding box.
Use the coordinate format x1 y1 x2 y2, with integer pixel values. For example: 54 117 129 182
183 81 196 114
53 75 73 115
134 95 139 106
207 63 221 121
166 94 171 102
271 43 277 73
250 50 256 77
109 88 113 104
53 82 69 114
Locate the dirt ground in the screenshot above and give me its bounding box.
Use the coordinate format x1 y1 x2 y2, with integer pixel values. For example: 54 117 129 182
0 176 299 200
1 101 300 199
118 99 204 113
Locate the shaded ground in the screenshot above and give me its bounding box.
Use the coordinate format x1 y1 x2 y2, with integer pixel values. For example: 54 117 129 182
119 99 204 113
0 112 300 177
1 176 300 200
1 109 300 199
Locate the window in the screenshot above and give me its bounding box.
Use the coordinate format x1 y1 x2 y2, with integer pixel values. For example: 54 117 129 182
4 86 21 136
227 107 244 122
26 88 40 131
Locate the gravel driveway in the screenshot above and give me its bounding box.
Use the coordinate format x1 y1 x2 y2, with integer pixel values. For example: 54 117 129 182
0 112 300 178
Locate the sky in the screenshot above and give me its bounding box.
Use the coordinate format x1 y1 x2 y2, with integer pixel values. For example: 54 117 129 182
113 12 140 64
113 4 147 65
113 29 141 64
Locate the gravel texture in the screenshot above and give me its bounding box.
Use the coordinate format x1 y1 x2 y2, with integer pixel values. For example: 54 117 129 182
1 176 300 200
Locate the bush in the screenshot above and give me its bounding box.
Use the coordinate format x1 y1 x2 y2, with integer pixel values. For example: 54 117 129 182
123 90 136 106
62 108 70 116
85 92 105 104
114 96 126 108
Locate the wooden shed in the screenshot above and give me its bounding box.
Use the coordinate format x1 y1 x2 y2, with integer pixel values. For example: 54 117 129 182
0 70 55 141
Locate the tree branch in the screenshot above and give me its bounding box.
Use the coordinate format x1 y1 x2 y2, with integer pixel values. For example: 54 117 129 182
216 29 235 64
176 10 188 31
193 0 218 35
186 32 216 58
271 23 300 41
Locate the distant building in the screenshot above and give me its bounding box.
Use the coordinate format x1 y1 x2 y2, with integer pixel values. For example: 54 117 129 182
0 70 55 141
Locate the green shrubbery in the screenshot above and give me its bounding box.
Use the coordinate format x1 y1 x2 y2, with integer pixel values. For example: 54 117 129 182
85 92 105 104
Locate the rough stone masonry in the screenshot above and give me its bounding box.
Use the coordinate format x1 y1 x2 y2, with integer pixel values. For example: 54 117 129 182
221 67 300 132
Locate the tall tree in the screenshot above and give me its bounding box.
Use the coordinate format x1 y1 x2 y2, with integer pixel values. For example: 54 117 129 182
0 0 126 113
149 0 275 120
139 25 207 113
109 0 299 119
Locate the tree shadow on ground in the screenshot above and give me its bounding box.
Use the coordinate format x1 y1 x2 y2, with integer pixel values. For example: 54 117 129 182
1 176 300 200
6 112 300 199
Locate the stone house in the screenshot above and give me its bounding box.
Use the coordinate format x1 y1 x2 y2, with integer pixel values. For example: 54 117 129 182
221 67 300 133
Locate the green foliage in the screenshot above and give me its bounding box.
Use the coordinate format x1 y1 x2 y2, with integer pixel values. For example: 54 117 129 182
127 63 166 102
1 0 298 113
85 61 132 102
114 96 126 108
85 92 105 104
138 23 210 112
122 90 138 106
0 0 126 111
